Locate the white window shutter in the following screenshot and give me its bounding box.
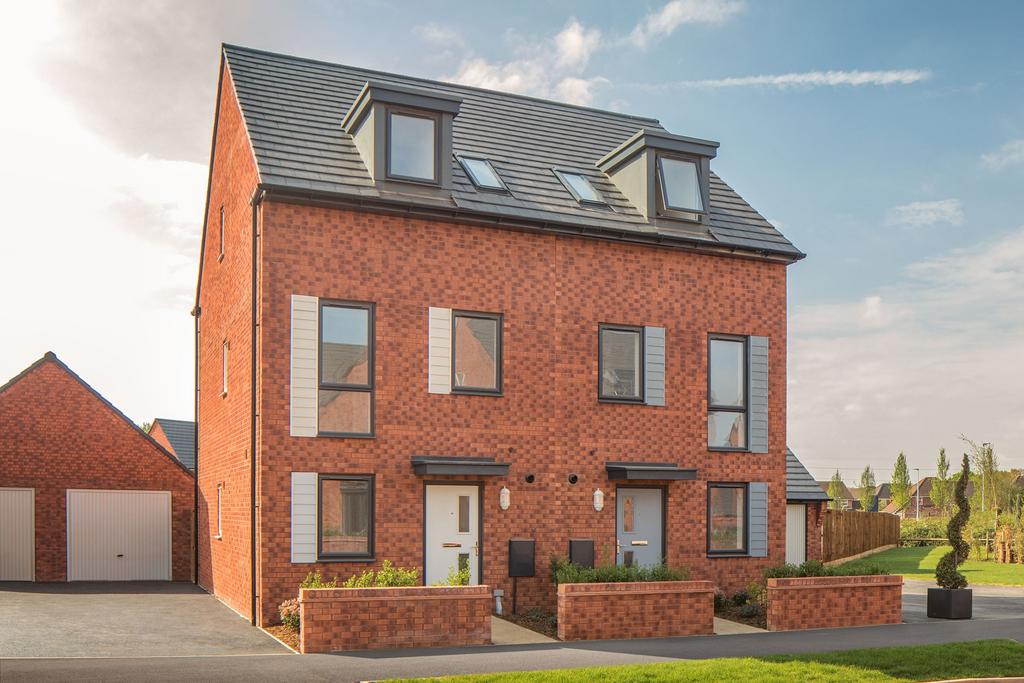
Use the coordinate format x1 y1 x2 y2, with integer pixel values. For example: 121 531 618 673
291 472 317 563
290 295 319 437
749 482 768 557
428 307 452 394
644 326 665 406
748 336 769 453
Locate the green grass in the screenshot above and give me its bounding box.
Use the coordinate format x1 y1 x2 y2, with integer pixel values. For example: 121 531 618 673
841 545 1024 586
393 640 1024 682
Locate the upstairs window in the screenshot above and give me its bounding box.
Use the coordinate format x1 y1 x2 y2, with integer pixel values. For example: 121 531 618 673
452 311 501 394
708 336 746 449
658 157 703 212
457 156 507 192
599 325 643 401
319 302 374 437
387 111 438 182
554 170 605 206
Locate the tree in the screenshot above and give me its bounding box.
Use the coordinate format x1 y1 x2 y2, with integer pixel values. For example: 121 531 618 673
858 466 877 511
930 448 952 514
891 452 912 514
961 435 997 512
935 454 971 590
827 470 845 510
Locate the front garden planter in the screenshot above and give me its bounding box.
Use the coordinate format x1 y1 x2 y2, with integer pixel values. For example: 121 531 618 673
298 585 491 653
556 580 715 641
766 575 903 631
927 588 972 619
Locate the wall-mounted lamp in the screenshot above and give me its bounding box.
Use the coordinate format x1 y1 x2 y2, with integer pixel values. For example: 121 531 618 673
593 488 605 512
499 486 511 511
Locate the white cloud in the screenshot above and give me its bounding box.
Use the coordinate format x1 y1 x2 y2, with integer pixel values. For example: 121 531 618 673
554 19 601 70
414 22 465 49
628 0 745 47
885 199 964 228
790 228 1024 478
651 69 931 89
981 139 1024 170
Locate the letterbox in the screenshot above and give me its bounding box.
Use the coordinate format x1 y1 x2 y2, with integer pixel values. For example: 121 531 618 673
508 538 536 577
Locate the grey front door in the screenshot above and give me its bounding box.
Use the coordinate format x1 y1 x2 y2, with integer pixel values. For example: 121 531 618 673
616 488 664 567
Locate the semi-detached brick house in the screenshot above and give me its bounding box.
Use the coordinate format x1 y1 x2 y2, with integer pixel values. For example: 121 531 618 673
195 44 826 625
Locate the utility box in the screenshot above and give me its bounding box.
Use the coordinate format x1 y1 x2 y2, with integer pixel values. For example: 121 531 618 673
508 538 535 577
569 539 595 568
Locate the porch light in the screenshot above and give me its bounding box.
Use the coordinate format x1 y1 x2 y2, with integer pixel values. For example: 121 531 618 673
593 488 605 512
499 486 511 511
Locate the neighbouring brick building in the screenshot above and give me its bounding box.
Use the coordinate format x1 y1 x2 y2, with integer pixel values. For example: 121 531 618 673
0 353 194 582
195 44 823 625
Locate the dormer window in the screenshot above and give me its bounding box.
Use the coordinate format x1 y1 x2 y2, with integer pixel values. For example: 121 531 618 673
554 169 605 206
388 111 438 182
457 155 507 192
657 157 703 212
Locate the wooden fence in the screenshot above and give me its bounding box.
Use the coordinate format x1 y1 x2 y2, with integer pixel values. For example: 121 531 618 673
822 510 900 563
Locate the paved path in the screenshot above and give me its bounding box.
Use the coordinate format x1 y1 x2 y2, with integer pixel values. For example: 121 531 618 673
902 579 1024 623
4 617 1023 682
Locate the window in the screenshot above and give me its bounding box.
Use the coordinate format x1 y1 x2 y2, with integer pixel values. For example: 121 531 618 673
658 156 704 212
319 302 374 436
218 206 225 259
457 155 507 191
318 475 374 559
708 336 746 449
554 169 605 205
215 484 223 539
452 311 501 393
708 484 747 554
388 111 437 182
599 325 643 401
221 340 228 396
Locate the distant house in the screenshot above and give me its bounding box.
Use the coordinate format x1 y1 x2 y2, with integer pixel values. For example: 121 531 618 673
875 482 891 510
148 418 196 472
882 476 978 518
817 479 855 510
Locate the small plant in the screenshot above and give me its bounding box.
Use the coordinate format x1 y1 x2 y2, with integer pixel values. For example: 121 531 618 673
342 560 420 588
936 454 971 590
278 598 300 629
550 556 689 585
300 570 337 589
713 592 727 611
731 590 750 606
736 602 762 618
434 564 471 586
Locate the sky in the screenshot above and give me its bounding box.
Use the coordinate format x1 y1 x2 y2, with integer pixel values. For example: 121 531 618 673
1 0 1022 482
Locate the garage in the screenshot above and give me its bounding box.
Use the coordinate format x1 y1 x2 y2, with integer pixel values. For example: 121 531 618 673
67 490 172 581
0 488 35 581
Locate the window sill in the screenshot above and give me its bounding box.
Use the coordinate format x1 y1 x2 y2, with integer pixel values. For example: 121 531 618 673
707 447 750 453
214 534 223 541
316 432 376 440
452 388 503 397
221 391 228 399
707 551 749 558
316 556 376 563
599 397 646 405
218 253 224 263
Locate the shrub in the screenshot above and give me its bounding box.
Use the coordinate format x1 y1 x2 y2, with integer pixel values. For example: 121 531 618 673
342 560 419 588
434 564 471 586
713 592 727 611
901 518 947 546
737 602 762 618
762 560 888 581
549 556 689 585
731 590 750 606
936 455 971 590
278 598 300 629
300 570 337 589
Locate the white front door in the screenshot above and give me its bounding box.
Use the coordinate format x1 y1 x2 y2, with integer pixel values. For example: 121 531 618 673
0 488 34 581
67 489 172 581
425 485 480 585
786 503 807 565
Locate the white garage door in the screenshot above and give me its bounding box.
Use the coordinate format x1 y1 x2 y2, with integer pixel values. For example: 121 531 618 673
0 488 35 581
785 503 807 565
67 489 171 581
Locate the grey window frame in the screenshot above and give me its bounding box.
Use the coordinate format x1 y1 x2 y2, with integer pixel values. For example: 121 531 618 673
451 310 503 396
385 107 442 185
707 334 748 451
553 168 608 208
655 153 707 221
598 324 645 403
317 473 375 562
318 300 375 438
456 155 509 193
706 482 749 556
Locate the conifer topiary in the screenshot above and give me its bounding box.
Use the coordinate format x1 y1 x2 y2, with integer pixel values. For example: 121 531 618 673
936 454 971 590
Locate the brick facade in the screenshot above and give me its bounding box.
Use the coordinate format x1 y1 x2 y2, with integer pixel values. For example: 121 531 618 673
557 581 714 641
0 354 194 582
805 501 827 563
298 585 491 652
766 575 903 631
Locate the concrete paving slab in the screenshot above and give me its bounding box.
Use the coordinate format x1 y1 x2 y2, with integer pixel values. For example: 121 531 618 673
714 616 766 634
491 616 556 644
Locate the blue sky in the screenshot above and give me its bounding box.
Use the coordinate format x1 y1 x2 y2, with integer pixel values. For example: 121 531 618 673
2 1 1021 482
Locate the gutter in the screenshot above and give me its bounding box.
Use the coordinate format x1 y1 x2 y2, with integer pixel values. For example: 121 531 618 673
249 187 265 625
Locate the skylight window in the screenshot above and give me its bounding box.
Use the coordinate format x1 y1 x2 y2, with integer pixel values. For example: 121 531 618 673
554 170 604 205
457 156 507 191
658 157 703 212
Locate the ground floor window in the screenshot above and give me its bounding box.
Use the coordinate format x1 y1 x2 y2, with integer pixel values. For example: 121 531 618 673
708 483 747 554
319 475 374 559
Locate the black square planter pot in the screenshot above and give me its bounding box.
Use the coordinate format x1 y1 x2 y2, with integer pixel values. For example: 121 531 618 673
927 588 972 619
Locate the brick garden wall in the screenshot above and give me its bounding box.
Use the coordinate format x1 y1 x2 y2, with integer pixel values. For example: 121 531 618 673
0 356 194 581
298 585 492 652
806 501 826 563
557 580 715 640
766 575 903 631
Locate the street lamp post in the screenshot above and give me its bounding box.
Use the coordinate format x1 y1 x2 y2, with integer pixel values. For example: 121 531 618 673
914 467 921 520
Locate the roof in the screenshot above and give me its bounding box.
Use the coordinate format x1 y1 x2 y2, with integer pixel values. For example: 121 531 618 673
151 418 196 471
876 482 891 499
786 450 830 501
221 44 802 261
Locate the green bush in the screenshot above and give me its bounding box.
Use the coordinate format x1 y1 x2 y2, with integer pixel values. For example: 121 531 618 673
901 518 948 546
434 564 471 586
736 602 762 618
278 598 300 629
300 570 337 589
762 560 889 581
550 556 689 585
342 560 419 588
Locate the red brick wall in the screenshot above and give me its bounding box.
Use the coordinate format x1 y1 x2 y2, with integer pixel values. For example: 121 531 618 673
0 357 194 581
195 62 261 619
298 585 491 652
766 575 903 631
806 501 826 563
148 421 174 455
557 581 714 640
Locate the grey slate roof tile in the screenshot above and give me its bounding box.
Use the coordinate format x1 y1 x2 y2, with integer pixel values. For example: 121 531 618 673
152 418 196 472
223 44 802 259
787 449 830 501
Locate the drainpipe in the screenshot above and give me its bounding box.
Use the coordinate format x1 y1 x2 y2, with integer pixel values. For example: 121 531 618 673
249 187 265 626
192 304 200 584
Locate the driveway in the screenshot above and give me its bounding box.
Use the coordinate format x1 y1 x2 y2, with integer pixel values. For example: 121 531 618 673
0 582 289 658
902 578 1024 623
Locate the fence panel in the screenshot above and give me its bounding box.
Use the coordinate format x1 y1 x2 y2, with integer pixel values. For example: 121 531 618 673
822 510 900 562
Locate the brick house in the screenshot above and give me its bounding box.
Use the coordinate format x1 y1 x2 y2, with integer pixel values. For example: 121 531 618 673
195 44 821 625
148 418 196 471
0 353 194 582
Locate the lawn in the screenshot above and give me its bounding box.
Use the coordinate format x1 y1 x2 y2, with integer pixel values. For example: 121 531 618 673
393 640 1024 682
840 545 1024 586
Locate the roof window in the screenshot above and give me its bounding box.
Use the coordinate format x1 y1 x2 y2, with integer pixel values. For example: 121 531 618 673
658 157 703 212
457 155 507 192
388 112 438 182
554 170 605 206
